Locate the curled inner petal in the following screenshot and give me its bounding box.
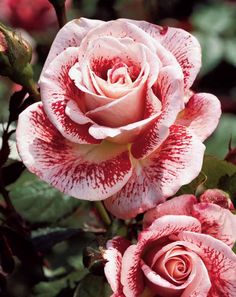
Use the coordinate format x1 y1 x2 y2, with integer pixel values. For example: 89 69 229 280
153 246 192 285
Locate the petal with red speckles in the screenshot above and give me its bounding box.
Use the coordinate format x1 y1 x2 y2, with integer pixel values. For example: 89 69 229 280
131 65 184 159
126 19 201 90
105 125 205 219
16 103 133 201
192 203 236 248
179 231 236 297
40 18 104 78
79 19 157 55
143 194 197 229
176 92 221 141
104 237 130 296
40 47 99 144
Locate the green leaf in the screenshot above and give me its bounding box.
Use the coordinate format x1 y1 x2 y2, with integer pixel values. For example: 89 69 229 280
32 228 85 253
33 271 84 297
191 3 236 34
44 232 96 275
206 114 236 159
2 170 81 223
193 32 224 75
33 278 66 297
81 0 99 16
202 156 236 188
178 155 236 195
218 173 236 202
74 274 112 297
224 38 236 67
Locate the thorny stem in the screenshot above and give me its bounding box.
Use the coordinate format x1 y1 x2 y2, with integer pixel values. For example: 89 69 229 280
94 201 111 226
0 103 29 235
56 4 67 28
0 183 30 234
0 186 14 213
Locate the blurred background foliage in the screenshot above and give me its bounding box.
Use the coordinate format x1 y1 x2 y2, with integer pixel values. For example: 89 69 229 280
0 0 236 296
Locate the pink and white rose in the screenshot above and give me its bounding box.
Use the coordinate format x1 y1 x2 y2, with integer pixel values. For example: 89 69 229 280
16 18 221 218
104 212 236 296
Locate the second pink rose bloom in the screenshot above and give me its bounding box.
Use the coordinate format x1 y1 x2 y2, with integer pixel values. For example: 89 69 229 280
16 18 221 218
104 195 236 296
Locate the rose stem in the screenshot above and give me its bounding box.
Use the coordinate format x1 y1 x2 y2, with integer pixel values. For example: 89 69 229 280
49 0 67 29
94 201 111 226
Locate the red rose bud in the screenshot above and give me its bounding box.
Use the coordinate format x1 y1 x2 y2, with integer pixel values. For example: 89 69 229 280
200 189 234 210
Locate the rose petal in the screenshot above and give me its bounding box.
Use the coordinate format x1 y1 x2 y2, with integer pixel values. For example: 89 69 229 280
40 18 104 79
104 237 130 296
106 237 131 255
86 84 145 128
105 125 205 219
179 231 236 296
200 189 234 210
79 19 157 55
40 47 99 144
69 62 114 110
88 112 158 144
192 203 236 248
120 216 201 297
143 194 197 229
65 99 93 125
126 20 201 90
131 65 184 159
16 103 133 200
176 92 221 141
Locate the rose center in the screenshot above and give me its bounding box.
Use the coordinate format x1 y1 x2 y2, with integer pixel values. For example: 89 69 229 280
164 255 191 281
91 57 140 84
107 62 132 85
150 245 192 285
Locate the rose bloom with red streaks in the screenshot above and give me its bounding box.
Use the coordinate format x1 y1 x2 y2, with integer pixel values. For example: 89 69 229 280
16 18 221 219
104 196 236 297
0 0 72 31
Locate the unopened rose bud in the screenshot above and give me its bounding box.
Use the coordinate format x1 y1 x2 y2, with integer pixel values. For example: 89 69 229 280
200 189 234 210
0 22 37 94
0 23 32 71
0 31 11 76
83 246 105 275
